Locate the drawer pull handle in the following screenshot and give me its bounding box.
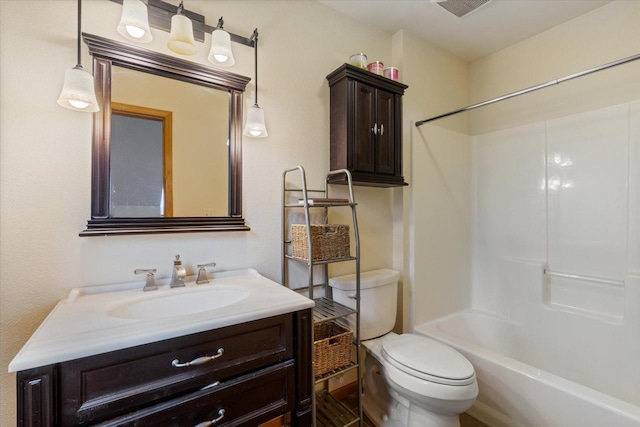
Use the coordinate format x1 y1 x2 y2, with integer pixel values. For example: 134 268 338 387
172 348 224 368
195 409 225 427
200 381 220 391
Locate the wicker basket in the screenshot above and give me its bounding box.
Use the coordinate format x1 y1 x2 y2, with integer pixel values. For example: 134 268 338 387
313 321 352 376
291 224 350 261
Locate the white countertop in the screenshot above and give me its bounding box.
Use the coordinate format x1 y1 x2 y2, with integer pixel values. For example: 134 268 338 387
9 269 314 372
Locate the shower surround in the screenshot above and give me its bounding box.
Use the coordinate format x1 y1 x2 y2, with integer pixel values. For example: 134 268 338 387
419 100 640 426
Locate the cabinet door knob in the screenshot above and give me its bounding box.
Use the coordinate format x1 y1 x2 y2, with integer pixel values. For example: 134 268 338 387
371 123 378 135
171 348 224 368
195 409 225 427
380 124 384 135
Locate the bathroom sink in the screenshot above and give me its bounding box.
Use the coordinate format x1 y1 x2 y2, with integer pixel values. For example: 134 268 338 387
108 286 249 320
8 269 315 373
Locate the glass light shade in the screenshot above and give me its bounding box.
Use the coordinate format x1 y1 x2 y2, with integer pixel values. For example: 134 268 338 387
243 104 268 138
167 13 196 55
117 0 152 43
208 29 235 67
57 65 100 112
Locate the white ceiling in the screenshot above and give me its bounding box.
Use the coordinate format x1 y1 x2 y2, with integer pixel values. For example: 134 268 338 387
319 0 614 62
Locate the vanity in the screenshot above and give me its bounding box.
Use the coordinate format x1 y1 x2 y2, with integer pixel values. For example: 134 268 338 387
10 269 314 426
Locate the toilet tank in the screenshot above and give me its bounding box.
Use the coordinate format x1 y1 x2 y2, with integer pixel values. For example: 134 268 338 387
329 269 400 340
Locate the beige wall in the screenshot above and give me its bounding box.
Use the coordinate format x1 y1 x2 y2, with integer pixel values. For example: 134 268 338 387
0 1 400 423
469 0 640 135
399 30 473 329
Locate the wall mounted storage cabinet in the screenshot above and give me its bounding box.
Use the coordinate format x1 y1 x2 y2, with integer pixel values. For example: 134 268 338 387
327 64 408 187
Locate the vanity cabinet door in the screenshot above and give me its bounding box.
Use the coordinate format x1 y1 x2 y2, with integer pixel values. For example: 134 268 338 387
16 366 55 427
59 314 292 426
95 361 295 427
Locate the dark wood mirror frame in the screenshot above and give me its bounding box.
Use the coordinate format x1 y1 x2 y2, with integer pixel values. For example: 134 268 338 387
80 33 250 236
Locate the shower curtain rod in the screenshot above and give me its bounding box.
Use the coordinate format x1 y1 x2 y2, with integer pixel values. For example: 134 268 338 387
415 52 640 127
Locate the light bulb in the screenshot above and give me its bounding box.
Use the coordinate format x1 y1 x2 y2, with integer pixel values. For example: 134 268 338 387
208 28 235 66
126 24 146 39
168 13 196 55
68 99 90 109
214 53 229 63
243 104 268 137
57 65 100 112
117 0 152 43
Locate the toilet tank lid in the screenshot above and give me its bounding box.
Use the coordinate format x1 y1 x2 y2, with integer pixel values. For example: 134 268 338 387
329 269 400 291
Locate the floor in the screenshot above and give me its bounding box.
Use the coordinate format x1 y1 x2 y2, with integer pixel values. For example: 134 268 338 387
340 392 489 427
460 413 490 427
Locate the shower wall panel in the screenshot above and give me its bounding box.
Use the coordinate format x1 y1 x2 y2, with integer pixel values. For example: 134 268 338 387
472 100 639 322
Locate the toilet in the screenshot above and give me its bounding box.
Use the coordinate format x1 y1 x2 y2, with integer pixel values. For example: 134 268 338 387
329 269 478 427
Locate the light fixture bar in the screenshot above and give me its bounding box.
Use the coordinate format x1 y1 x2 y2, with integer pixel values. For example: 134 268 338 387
108 0 255 47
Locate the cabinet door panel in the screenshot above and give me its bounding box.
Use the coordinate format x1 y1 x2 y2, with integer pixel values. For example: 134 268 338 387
353 82 376 173
376 90 395 175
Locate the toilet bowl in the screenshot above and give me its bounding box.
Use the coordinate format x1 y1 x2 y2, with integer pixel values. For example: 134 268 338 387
329 270 478 427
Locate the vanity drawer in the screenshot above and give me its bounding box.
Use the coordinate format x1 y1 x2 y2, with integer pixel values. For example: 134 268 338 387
96 361 295 427
59 314 293 426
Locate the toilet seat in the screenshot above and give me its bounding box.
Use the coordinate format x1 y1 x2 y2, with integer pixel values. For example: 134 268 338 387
381 334 476 386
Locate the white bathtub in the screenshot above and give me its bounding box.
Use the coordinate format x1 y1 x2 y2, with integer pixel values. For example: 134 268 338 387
416 310 640 427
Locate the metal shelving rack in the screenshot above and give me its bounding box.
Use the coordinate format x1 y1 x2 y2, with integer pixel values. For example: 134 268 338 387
282 166 362 427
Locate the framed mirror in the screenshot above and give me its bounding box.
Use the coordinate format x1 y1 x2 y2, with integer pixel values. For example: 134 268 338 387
80 33 250 236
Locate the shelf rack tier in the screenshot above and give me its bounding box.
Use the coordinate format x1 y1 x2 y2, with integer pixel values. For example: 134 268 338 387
313 297 356 324
315 391 360 427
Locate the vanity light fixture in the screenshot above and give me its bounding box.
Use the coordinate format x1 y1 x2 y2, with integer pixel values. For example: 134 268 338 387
57 0 100 112
117 0 152 43
109 0 265 134
167 1 197 55
208 17 235 67
243 29 268 138
109 0 257 64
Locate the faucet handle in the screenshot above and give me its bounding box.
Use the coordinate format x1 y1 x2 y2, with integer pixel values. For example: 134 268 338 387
196 262 217 284
135 268 158 292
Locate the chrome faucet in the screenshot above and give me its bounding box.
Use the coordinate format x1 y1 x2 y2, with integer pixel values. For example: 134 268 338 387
196 261 217 284
170 255 186 288
135 268 157 292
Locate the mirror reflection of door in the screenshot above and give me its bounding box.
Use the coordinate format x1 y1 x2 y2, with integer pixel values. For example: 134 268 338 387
110 66 230 218
110 103 173 217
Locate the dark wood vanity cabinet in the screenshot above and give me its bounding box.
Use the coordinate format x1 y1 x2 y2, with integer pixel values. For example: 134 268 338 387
16 310 313 427
327 63 408 187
